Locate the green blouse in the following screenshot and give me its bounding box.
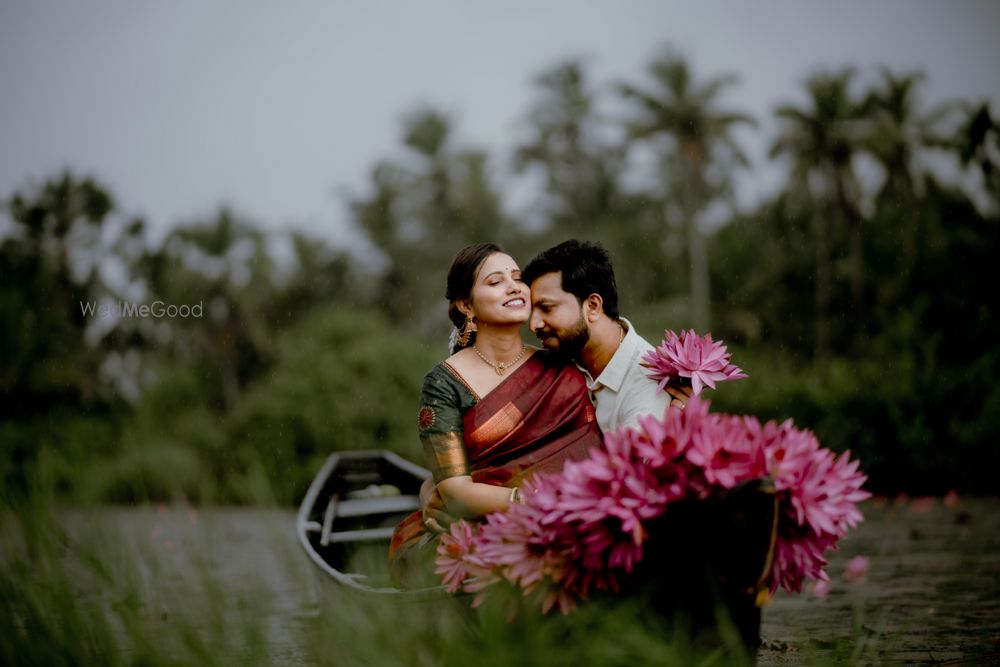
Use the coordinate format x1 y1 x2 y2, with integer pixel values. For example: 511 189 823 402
416 362 478 482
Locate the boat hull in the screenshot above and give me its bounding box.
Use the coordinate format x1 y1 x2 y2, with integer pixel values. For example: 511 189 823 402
296 449 448 599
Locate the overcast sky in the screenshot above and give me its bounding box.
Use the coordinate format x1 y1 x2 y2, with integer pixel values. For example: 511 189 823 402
2 1 998 247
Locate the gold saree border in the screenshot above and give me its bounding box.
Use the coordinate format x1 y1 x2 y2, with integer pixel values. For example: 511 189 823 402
421 431 469 482
468 402 524 447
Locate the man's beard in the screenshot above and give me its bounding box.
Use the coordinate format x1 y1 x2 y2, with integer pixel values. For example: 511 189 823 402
537 318 589 364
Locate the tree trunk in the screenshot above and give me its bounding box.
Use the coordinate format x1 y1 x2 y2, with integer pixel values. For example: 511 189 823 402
836 177 865 320
688 215 710 332
812 211 830 360
681 141 711 332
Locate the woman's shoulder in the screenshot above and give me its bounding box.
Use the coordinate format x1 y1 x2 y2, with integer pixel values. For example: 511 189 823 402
421 358 478 404
427 349 473 382
442 345 472 367
423 359 453 379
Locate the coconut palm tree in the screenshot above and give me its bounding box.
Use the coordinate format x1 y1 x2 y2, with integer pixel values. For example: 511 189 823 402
954 101 1000 212
514 60 626 238
862 69 956 274
771 69 866 358
618 48 753 331
863 69 949 197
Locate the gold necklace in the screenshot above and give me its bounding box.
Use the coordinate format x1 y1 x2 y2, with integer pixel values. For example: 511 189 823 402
473 344 527 375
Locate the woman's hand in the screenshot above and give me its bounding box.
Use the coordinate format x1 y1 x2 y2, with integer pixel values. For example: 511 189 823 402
419 478 454 533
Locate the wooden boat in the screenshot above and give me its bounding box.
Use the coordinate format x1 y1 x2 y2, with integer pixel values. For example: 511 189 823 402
296 449 448 599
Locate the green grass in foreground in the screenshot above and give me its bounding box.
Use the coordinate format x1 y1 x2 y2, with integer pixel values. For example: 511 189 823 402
1 467 881 667
0 504 764 667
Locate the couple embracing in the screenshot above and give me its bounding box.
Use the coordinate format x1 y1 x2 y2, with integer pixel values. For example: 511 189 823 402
389 239 690 578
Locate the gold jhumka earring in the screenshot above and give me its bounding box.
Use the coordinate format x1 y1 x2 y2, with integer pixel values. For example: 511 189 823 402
456 315 474 346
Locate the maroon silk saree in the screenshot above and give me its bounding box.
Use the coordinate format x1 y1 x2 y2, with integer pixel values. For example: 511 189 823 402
389 352 601 582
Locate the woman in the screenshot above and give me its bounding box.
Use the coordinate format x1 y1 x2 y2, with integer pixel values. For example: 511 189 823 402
389 243 602 584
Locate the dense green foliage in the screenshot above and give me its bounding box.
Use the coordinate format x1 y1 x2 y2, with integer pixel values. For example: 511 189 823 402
2 50 997 502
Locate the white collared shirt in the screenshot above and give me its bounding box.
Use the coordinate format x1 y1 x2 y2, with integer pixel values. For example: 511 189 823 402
577 318 672 435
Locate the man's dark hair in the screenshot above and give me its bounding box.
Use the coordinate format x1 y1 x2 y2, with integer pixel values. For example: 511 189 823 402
523 240 620 319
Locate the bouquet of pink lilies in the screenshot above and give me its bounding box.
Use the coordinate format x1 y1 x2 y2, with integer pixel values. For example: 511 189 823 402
435 331 869 614
641 328 748 395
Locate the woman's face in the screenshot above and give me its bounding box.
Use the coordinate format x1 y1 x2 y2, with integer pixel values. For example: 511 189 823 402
466 252 529 326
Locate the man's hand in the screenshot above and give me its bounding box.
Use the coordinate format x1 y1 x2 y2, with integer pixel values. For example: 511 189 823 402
665 383 694 408
419 478 455 533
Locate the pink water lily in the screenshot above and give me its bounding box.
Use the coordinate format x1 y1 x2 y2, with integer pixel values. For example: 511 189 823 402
642 329 748 395
811 579 831 599
770 527 835 594
844 555 871 583
435 519 498 605
435 521 489 587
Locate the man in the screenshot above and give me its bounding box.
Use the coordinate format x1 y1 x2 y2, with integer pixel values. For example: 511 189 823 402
521 239 690 433
525 240 766 654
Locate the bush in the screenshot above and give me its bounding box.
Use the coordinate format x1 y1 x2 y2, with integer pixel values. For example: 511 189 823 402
0 414 119 504
710 346 999 495
82 441 211 503
225 307 439 504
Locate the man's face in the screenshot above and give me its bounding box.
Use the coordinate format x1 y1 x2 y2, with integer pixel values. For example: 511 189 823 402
529 272 589 361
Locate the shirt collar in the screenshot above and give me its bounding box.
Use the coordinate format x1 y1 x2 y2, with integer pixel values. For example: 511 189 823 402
588 318 638 393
